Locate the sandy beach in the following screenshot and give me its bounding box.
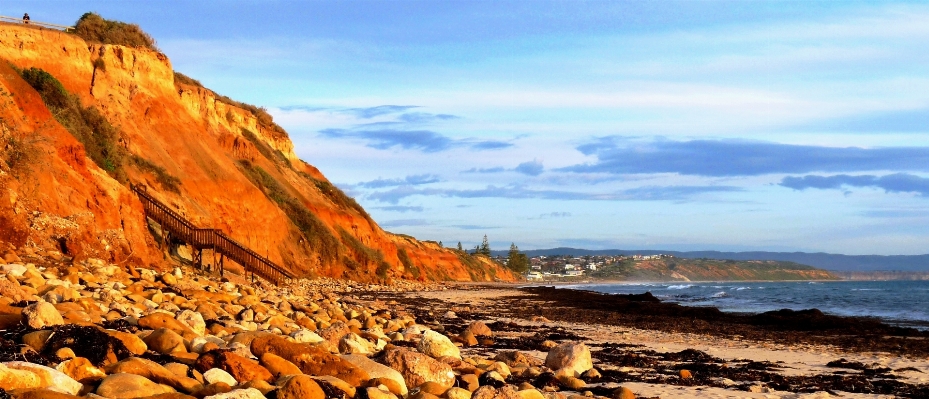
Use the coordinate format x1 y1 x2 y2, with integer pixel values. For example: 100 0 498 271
381 285 929 399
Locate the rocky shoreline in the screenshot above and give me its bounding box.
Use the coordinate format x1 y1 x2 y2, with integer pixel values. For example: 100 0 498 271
0 246 927 399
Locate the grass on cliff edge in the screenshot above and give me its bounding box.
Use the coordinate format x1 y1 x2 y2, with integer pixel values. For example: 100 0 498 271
17 67 181 192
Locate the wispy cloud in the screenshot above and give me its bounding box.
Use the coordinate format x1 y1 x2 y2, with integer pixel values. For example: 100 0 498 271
779 173 929 196
398 112 459 123
515 160 544 176
366 184 740 204
562 137 929 177
462 167 507 174
347 105 419 118
532 212 572 219
320 128 454 152
358 174 442 189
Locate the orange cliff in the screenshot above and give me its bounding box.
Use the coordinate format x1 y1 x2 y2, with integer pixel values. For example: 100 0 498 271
0 25 517 283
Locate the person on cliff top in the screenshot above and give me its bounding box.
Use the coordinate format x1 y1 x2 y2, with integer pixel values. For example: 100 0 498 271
22 13 30 24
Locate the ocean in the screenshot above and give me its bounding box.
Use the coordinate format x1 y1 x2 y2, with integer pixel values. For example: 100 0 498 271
558 280 929 330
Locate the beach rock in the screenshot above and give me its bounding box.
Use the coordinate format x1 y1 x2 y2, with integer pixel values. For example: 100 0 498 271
367 387 400 399
196 382 233 397
459 331 478 347
580 369 600 379
465 321 492 337
557 375 586 390
460 374 480 392
479 371 506 387
202 388 266 399
22 330 53 351
472 385 521 399
139 313 198 339
678 369 692 379
250 335 369 386
105 357 203 393
56 357 106 383
447 387 473 399
177 310 206 336
22 301 63 329
378 346 455 389
291 329 324 344
277 375 326 399
518 389 546 399
0 362 44 391
418 330 461 360
196 350 273 384
145 327 188 354
162 273 178 286
104 329 147 355
318 321 351 347
343 354 409 394
312 375 356 398
96 373 175 398
409 391 440 399
545 342 592 377
260 352 302 378
340 332 376 354
610 387 635 399
203 368 238 386
0 361 80 395
495 351 536 367
240 379 275 395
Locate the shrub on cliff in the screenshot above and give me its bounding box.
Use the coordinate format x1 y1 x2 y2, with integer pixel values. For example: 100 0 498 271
73 12 158 51
17 67 128 182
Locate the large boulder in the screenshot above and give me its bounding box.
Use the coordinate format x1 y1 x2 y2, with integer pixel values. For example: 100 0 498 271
104 329 148 355
276 375 326 399
139 313 198 340
544 342 592 377
465 321 493 337
176 310 206 337
22 301 63 329
259 353 302 378
250 335 369 386
105 357 203 393
1 361 82 394
418 330 461 360
342 354 408 396
377 346 455 389
144 327 188 355
196 350 274 384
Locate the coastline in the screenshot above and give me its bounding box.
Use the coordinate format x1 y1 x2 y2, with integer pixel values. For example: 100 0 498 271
376 284 929 398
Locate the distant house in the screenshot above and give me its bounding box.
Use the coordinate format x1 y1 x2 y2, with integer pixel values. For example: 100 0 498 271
565 269 583 276
527 271 543 280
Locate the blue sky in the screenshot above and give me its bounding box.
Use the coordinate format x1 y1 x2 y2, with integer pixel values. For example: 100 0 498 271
9 1 929 255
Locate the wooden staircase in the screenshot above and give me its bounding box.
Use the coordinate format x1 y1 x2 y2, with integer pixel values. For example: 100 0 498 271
131 184 296 285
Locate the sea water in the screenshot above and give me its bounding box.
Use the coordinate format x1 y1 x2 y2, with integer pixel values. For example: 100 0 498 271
558 280 929 330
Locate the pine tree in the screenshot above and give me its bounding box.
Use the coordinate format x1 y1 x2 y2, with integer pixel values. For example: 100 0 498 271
506 242 530 273
457 242 463 252
479 235 491 256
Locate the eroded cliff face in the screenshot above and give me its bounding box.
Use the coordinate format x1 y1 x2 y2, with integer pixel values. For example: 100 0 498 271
0 25 516 282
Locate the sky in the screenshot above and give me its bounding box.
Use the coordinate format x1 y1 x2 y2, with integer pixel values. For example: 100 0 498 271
7 1 929 255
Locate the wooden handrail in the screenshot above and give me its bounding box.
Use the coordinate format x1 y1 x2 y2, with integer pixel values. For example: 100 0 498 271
131 184 296 285
0 16 74 32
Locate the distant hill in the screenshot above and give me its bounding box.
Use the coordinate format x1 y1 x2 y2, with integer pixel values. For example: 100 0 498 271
492 247 929 272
